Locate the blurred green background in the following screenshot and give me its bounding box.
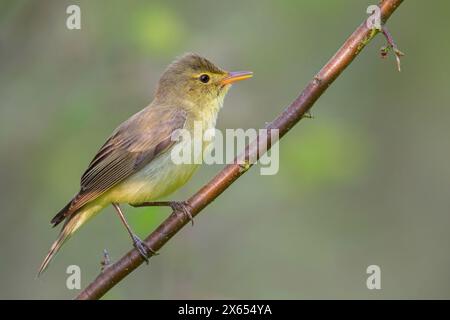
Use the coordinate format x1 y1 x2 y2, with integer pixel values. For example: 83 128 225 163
1 0 450 299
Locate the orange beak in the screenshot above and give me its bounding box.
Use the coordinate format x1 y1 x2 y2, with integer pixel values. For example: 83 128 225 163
221 71 253 85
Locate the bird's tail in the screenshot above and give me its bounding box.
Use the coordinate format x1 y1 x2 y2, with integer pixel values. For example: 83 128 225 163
38 202 103 276
38 222 73 277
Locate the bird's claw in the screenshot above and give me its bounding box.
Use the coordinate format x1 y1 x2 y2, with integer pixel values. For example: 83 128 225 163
132 234 158 264
170 201 194 226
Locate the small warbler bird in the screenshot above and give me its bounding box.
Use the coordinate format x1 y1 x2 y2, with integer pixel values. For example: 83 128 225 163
38 53 252 275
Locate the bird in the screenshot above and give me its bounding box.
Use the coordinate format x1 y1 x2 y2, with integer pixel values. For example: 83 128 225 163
38 53 253 275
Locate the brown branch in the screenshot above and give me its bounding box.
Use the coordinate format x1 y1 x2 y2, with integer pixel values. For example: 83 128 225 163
76 0 404 300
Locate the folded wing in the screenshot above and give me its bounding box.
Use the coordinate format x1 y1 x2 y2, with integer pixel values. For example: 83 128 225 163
51 106 186 226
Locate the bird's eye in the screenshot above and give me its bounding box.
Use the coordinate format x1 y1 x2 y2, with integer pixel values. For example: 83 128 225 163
199 74 210 83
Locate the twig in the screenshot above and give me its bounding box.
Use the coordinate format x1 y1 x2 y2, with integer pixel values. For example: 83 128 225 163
100 249 111 272
380 26 405 71
76 0 404 300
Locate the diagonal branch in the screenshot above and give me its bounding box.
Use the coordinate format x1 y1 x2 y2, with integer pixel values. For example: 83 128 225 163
76 0 404 300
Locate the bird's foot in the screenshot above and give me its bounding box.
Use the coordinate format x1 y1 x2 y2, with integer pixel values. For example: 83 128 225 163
131 234 158 264
169 201 194 226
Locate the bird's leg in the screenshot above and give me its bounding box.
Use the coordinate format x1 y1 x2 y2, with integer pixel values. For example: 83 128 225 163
130 201 194 226
112 203 158 263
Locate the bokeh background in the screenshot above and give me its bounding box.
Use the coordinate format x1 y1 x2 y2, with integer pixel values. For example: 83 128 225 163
1 0 449 299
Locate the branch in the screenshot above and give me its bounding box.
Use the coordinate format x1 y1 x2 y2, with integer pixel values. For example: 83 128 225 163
380 25 405 72
76 0 404 300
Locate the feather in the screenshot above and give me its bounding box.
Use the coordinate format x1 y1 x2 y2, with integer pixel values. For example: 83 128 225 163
50 105 186 226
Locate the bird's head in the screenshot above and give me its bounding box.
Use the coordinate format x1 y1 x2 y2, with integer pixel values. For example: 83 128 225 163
155 53 252 110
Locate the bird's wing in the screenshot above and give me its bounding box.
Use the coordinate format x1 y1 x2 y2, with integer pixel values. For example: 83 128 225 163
51 106 187 225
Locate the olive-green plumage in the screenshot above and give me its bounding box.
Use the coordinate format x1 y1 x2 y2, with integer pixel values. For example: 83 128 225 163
38 53 252 275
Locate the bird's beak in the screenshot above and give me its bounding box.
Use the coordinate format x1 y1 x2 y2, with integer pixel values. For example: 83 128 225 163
221 71 253 85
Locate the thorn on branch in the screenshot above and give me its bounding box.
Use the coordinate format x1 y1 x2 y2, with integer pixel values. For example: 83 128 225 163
238 160 251 173
380 25 404 72
100 249 112 272
303 111 314 119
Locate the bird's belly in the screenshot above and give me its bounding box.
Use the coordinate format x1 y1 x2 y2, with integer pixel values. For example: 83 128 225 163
104 151 199 204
